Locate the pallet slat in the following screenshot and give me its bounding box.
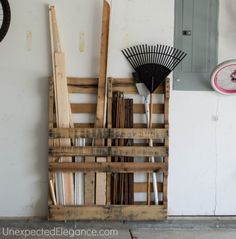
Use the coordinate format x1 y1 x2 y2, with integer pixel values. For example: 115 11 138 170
49 128 168 140
73 123 165 129
49 146 168 157
49 205 166 221
49 162 167 173
134 182 163 193
67 77 165 94
70 103 164 114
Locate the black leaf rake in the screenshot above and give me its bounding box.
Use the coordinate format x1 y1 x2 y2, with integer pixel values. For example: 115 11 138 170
122 44 187 92
122 44 187 205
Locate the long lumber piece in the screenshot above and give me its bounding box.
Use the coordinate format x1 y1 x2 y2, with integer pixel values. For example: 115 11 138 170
94 0 110 205
49 5 74 205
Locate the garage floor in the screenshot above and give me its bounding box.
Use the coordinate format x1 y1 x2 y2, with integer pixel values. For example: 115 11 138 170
1 219 236 238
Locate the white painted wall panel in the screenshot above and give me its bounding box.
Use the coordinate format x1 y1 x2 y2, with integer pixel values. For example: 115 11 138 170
169 91 218 215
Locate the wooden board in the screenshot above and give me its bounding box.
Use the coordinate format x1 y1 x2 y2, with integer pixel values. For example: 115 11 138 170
49 146 168 157
49 205 166 221
94 0 111 206
49 128 168 140
134 183 163 193
49 162 167 173
70 103 164 114
49 5 74 205
95 157 107 205
84 157 95 205
73 123 165 129
67 77 166 94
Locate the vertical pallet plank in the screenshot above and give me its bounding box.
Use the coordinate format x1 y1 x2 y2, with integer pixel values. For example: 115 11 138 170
163 79 170 207
84 157 95 205
95 0 111 205
96 157 107 205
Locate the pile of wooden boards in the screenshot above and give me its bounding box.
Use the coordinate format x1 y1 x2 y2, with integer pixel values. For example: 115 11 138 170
49 0 110 206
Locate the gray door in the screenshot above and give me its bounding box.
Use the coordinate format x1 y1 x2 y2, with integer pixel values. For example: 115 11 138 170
174 0 219 91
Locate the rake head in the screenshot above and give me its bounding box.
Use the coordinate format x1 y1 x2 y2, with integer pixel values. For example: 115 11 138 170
122 44 187 93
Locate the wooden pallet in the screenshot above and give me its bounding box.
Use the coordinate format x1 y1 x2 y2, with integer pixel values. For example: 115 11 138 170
48 77 170 221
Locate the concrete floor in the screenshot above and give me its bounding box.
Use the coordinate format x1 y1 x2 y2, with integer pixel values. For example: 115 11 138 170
1 219 236 238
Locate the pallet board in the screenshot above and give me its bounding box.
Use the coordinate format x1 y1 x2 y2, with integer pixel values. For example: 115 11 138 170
49 205 166 221
48 77 170 220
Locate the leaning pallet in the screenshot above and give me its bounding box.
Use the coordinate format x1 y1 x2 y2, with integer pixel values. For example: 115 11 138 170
48 77 169 221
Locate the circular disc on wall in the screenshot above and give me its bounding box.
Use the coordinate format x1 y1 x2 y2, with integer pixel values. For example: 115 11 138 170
211 60 236 95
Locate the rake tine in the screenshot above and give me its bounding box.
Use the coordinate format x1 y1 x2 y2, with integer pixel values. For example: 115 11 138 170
162 46 172 67
171 49 185 69
129 47 140 69
127 47 139 68
135 45 144 67
136 45 144 67
158 44 164 64
168 48 180 70
160 45 167 65
169 47 177 69
152 45 155 63
154 44 159 64
165 47 175 69
147 45 150 64
151 45 154 64
156 44 160 64
152 45 156 64
122 49 136 69
140 44 144 65
170 48 181 69
150 45 153 64
142 44 147 65
172 51 187 70
164 46 172 65
159 45 164 65
148 45 151 64
140 45 146 66
145 44 148 65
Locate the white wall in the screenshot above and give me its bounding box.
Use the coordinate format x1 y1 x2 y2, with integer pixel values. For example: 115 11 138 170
0 0 235 217
169 0 236 215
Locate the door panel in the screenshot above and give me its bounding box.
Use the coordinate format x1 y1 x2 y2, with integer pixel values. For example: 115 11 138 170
174 0 218 91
